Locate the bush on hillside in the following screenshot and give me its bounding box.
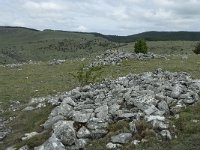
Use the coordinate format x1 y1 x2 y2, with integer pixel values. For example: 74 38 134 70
134 39 148 54
193 42 200 54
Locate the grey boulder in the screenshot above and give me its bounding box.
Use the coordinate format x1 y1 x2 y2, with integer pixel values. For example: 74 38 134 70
111 133 132 144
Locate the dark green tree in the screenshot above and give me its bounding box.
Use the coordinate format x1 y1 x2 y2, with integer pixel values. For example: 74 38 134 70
134 39 148 54
193 42 200 54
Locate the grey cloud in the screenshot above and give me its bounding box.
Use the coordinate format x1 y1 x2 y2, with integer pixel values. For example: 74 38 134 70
0 0 200 35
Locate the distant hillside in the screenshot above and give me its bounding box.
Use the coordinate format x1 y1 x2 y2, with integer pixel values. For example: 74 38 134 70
0 26 200 64
99 31 200 43
0 26 120 64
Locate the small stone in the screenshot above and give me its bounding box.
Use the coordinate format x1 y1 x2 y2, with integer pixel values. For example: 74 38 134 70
53 121 76 146
90 129 108 139
144 105 159 115
75 139 88 149
131 140 140 145
87 117 108 130
158 100 170 115
34 134 65 150
145 115 165 122
171 84 183 99
62 97 77 107
18 145 29 150
43 115 64 129
95 105 109 120
152 120 169 129
129 121 137 133
183 99 195 104
118 113 135 119
0 131 7 141
23 106 35 111
72 111 92 123
77 126 91 138
111 133 132 144
106 142 121 149
22 132 39 141
160 130 172 140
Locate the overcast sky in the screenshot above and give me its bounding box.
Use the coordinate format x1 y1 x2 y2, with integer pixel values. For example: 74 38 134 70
0 0 200 35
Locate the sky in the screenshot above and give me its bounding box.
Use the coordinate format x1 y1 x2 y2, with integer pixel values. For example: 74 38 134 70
0 0 200 35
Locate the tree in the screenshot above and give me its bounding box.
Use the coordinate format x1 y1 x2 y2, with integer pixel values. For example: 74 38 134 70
134 39 148 54
193 42 200 54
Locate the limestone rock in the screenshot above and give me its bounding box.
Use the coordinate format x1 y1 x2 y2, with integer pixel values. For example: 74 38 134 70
53 121 76 146
111 133 132 144
34 134 65 150
77 126 91 138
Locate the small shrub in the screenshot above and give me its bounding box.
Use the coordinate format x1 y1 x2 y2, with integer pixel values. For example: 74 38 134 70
193 42 200 54
134 39 148 54
70 65 103 86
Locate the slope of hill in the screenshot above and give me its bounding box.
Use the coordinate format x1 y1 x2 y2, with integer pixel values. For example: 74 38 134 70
100 31 200 43
0 26 200 64
0 26 120 64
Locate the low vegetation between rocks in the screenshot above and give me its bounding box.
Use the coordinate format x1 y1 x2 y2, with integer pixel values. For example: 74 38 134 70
13 69 200 150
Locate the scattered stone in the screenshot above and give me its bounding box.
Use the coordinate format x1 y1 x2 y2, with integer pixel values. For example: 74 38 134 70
21 132 39 141
6 146 16 150
77 126 91 138
88 50 166 68
131 140 140 145
0 132 7 141
23 106 35 111
95 105 109 120
160 130 172 140
53 121 76 146
18 145 29 150
111 133 132 144
43 115 64 129
106 142 121 149
72 111 92 123
158 100 170 115
75 139 88 149
129 121 137 133
34 134 65 150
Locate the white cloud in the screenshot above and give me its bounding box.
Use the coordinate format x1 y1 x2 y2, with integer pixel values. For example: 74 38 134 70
23 1 63 11
76 25 87 32
0 0 200 35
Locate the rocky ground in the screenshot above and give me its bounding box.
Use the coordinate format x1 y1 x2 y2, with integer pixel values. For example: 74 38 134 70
87 50 167 68
7 68 199 150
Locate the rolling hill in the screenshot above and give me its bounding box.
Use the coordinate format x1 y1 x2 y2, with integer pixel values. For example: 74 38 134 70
99 31 200 43
0 26 200 64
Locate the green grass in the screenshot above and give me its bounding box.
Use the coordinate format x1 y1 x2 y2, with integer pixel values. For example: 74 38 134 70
121 41 198 55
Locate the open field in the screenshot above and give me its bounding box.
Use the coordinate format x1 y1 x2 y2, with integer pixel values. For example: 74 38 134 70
0 53 200 149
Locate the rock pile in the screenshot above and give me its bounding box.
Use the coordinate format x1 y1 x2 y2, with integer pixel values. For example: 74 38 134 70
31 69 200 149
48 59 66 65
0 117 11 142
88 50 166 68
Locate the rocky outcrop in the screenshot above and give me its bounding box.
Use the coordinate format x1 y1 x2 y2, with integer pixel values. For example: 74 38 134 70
88 50 167 68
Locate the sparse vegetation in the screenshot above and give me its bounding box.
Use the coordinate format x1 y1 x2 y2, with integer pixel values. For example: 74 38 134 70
134 39 148 54
70 65 103 86
193 42 200 54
